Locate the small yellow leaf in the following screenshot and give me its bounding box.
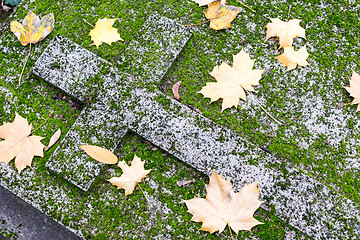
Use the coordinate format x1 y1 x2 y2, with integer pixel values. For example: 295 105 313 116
344 71 360 112
80 145 118 164
10 11 55 46
108 155 151 196
265 18 305 48
275 46 309 71
89 18 123 48
205 1 241 30
44 128 61 151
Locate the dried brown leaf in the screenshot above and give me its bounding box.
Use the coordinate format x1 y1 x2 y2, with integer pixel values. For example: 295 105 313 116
172 81 182 100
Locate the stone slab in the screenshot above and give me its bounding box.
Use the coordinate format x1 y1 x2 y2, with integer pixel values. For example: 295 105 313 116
118 14 193 84
0 185 80 240
32 25 360 240
32 13 192 192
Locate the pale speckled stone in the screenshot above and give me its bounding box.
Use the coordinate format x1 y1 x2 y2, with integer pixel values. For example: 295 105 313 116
30 15 360 240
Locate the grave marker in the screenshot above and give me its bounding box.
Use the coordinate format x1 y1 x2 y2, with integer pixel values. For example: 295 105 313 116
31 14 360 239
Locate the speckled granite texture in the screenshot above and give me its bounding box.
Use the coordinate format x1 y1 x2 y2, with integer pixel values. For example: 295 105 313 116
31 15 360 239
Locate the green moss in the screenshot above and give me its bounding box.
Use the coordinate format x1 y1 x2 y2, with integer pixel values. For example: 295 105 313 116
0 0 359 238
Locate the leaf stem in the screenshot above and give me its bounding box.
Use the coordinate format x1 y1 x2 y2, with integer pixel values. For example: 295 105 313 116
30 110 54 135
287 5 292 21
137 183 153 208
18 43 32 86
183 19 210 27
236 0 256 13
83 18 95 28
228 225 234 240
243 88 283 125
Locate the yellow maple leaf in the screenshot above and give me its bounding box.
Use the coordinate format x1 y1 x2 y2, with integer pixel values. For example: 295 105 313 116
344 71 360 112
198 49 264 111
184 171 264 234
108 155 151 196
265 18 305 48
205 1 241 30
275 45 309 71
0 113 45 174
89 18 123 48
10 11 55 46
192 0 226 6
10 11 55 86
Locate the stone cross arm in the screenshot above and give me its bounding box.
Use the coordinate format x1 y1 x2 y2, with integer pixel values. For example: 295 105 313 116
32 14 359 239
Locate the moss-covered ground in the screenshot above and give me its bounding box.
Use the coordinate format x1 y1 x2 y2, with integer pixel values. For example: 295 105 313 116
0 0 359 239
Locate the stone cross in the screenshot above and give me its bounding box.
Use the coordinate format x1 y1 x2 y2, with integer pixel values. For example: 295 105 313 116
32 14 359 239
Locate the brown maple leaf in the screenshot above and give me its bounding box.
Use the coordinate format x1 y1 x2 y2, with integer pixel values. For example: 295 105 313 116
265 18 305 48
0 113 45 174
205 1 241 30
184 171 264 234
198 49 264 111
344 71 360 112
108 155 151 196
275 46 309 71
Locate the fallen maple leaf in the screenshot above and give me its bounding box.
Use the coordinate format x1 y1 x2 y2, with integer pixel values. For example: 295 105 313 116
79 145 118 164
198 49 264 111
191 0 226 6
0 113 45 174
184 171 264 234
10 11 55 86
275 45 309 71
89 18 123 48
344 71 360 112
205 1 241 30
108 155 151 196
10 11 55 46
265 18 305 48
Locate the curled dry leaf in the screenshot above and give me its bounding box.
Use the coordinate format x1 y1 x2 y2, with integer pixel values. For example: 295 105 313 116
276 46 309 71
184 171 264 234
0 113 45 174
344 71 360 112
205 1 241 30
198 49 264 111
89 18 123 48
44 128 61 151
265 18 305 48
191 0 226 6
177 179 196 187
108 155 151 196
172 81 182 100
80 145 118 164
